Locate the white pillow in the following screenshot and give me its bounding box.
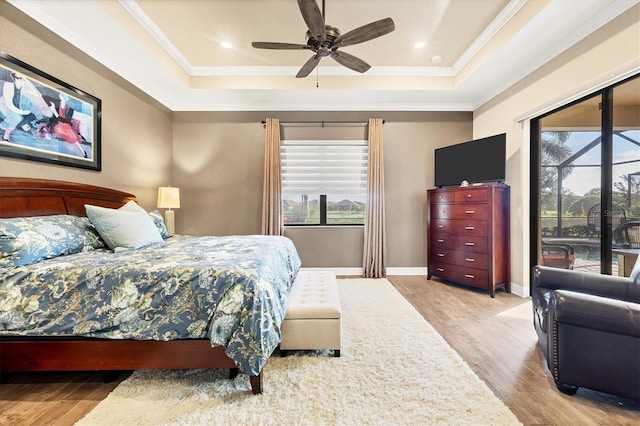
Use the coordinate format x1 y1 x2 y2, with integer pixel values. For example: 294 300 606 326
85 201 163 250
119 200 148 214
120 200 170 238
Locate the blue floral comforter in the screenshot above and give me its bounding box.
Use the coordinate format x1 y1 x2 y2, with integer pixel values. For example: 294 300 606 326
0 235 301 376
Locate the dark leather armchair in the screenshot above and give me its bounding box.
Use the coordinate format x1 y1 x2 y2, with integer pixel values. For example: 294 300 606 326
532 264 640 400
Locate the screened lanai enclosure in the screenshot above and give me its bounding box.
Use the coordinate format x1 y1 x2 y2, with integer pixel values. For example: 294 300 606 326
533 75 640 276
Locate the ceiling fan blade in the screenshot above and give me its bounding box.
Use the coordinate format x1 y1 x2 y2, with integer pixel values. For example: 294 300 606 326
332 17 395 48
297 0 326 41
331 50 371 73
252 42 310 50
296 55 322 78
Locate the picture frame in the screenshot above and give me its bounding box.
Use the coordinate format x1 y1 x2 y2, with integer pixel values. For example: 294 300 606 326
0 52 101 171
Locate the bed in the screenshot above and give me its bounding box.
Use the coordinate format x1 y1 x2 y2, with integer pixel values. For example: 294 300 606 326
0 177 301 394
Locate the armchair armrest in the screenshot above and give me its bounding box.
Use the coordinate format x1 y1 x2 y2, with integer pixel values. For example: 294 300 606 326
550 290 640 338
546 288 640 400
532 265 638 303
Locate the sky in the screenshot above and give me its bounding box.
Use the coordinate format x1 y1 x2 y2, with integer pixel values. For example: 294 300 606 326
548 130 640 196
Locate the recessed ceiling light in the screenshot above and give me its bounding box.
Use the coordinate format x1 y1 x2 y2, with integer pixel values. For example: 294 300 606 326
431 55 443 64
413 41 426 49
221 41 233 49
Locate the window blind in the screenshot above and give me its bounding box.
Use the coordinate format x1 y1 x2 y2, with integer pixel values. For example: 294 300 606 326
281 140 368 195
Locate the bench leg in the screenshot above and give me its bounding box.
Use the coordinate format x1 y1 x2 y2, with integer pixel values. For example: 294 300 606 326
334 349 340 357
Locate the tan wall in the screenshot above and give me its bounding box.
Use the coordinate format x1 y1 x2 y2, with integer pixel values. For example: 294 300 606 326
0 2 173 210
473 5 640 295
3 1 635 280
172 111 472 268
0 3 472 271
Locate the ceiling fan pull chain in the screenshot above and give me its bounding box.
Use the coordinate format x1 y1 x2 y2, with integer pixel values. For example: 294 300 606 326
316 66 319 88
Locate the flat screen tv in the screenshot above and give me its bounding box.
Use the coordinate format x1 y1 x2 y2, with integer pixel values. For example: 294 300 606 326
434 133 506 187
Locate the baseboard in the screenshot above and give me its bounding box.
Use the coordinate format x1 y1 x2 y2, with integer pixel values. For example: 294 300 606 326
299 267 362 276
386 267 429 275
298 267 527 297
509 282 526 298
299 267 428 276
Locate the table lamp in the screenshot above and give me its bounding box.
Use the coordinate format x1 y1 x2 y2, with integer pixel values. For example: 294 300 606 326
157 186 180 236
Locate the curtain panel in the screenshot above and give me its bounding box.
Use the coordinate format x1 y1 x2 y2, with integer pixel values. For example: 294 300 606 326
261 118 283 236
363 118 386 278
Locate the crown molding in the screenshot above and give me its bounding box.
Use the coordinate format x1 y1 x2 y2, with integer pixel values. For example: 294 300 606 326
7 0 637 112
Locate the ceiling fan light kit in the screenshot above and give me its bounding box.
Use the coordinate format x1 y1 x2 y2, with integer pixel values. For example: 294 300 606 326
252 0 395 78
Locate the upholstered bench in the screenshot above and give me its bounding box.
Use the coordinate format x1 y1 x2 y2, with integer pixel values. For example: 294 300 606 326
280 270 341 357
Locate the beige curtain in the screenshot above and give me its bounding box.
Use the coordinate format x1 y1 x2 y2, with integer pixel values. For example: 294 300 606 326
261 118 283 236
363 118 386 278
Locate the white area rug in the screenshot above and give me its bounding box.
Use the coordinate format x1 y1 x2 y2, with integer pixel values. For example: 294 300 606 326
77 279 521 425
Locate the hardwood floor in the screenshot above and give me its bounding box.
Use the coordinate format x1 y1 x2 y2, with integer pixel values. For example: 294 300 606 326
1 276 638 425
0 371 128 425
388 276 639 426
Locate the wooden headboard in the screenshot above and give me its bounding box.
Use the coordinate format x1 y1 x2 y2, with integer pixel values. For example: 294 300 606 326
0 177 136 218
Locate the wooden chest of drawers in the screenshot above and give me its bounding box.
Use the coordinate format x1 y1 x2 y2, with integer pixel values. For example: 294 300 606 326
427 184 510 297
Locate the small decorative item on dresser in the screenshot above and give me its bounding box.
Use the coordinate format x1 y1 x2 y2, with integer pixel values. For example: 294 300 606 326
157 186 180 236
426 183 510 297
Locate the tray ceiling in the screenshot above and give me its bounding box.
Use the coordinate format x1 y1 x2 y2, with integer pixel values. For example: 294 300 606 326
7 0 638 111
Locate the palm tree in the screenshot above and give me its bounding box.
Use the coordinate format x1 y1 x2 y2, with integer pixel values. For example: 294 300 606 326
540 131 572 213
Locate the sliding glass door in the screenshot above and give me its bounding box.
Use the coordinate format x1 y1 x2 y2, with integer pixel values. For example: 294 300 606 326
611 78 640 275
531 75 640 278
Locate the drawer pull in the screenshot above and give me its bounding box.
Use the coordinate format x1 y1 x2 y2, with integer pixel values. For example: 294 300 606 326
464 274 475 279
464 242 475 246
464 258 475 262
438 224 445 228
437 253 445 257
467 194 472 198
464 226 475 230
437 239 445 243
465 210 475 214
437 268 445 272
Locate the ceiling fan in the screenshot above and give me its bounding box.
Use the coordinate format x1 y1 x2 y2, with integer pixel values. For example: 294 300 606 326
251 0 395 78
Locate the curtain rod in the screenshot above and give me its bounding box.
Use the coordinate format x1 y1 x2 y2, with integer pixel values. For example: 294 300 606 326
261 120 384 128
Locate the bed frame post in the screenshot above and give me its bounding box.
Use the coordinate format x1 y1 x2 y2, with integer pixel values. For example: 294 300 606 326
250 374 263 394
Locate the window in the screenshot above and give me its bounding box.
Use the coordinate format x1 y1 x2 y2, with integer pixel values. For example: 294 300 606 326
531 74 639 278
281 140 368 225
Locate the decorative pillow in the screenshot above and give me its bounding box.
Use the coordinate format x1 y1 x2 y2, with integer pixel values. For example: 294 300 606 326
85 202 163 250
148 210 170 239
118 201 170 239
118 199 148 214
75 216 107 249
0 215 104 269
630 255 640 285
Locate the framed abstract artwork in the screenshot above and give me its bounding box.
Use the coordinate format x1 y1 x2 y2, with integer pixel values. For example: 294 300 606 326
0 52 101 171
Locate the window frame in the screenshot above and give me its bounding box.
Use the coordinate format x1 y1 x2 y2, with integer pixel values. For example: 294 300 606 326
281 139 368 227
529 73 640 285
283 194 366 226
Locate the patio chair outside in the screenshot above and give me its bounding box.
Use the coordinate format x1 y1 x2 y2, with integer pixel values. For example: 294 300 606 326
614 220 640 249
587 203 627 236
540 242 576 269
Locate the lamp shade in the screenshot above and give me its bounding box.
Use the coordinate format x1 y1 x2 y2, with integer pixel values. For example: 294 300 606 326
157 186 180 209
